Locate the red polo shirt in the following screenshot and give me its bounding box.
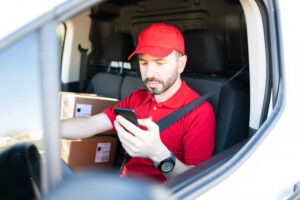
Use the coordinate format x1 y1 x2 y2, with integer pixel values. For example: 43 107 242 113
103 81 215 182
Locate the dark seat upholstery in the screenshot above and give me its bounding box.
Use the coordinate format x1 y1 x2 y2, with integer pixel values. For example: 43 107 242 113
120 75 145 100
182 29 250 154
86 33 134 99
87 73 123 99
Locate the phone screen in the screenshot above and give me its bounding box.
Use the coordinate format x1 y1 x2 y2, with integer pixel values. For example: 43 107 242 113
113 107 139 126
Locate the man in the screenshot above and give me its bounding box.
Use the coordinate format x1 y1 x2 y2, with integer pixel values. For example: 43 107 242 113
62 23 215 182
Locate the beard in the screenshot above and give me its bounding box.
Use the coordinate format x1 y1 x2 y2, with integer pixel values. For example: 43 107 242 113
143 70 178 95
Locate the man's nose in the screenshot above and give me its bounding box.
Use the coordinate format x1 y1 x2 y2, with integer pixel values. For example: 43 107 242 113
145 62 156 77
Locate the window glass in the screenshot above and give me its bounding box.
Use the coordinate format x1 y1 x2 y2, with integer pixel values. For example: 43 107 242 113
57 23 66 57
0 33 43 151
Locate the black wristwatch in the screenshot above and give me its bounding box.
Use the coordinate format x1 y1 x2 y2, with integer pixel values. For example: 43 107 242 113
153 151 176 173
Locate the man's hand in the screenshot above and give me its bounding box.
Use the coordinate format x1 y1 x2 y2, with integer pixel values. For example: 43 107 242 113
114 115 169 162
115 115 193 179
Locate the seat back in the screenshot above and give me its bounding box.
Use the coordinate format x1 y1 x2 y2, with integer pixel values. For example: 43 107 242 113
120 75 145 100
182 29 249 154
87 33 134 99
87 73 123 99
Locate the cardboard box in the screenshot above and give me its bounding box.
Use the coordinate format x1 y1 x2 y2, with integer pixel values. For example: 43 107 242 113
61 135 118 171
60 92 119 170
60 92 118 119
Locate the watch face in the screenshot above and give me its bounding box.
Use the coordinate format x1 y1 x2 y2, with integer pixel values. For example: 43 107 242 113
161 161 174 173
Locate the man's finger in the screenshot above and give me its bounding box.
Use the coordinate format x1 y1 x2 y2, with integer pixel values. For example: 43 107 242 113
114 120 136 144
138 118 159 133
116 115 140 134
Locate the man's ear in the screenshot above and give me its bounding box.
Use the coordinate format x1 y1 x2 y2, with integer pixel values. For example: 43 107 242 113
178 55 187 73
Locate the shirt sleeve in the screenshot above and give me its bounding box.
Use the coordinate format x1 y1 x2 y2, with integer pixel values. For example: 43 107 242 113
103 89 147 129
103 99 130 129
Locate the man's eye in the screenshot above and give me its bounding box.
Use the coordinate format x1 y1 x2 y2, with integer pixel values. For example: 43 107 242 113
157 62 165 65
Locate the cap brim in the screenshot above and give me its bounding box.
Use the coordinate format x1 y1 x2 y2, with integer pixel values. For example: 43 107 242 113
128 45 173 60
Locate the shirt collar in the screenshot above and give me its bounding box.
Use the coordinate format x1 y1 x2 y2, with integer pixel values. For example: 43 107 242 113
146 81 192 109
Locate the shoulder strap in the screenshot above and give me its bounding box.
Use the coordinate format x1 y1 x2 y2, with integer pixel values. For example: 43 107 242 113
78 44 89 92
157 65 247 132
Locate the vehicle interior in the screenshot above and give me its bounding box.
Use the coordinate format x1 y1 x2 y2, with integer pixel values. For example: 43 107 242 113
1 0 278 199
59 0 251 185
61 0 249 162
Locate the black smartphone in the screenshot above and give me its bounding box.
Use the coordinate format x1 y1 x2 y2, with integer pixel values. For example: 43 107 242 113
113 107 139 126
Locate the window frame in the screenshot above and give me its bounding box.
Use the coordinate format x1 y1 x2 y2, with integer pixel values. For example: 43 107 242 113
165 0 285 198
0 0 285 197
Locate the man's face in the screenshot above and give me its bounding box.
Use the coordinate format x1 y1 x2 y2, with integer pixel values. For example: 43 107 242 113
139 51 185 95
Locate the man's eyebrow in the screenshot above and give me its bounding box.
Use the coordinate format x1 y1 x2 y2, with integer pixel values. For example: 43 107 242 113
139 58 147 61
139 57 166 62
153 58 166 62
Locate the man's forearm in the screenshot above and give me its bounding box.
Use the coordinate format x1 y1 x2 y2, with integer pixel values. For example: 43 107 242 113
163 158 193 179
61 117 94 139
61 113 113 139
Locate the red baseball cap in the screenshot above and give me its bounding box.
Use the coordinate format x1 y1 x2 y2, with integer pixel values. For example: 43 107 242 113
128 23 185 60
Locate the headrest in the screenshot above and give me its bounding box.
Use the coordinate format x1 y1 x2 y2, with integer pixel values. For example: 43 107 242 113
183 29 224 73
102 33 134 61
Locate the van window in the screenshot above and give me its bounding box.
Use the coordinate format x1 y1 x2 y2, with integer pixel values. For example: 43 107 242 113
0 33 44 151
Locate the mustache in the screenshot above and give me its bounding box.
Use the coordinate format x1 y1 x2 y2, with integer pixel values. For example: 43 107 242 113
143 77 163 84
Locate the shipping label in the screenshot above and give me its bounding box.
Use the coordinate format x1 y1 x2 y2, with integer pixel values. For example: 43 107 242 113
75 104 92 117
95 142 111 163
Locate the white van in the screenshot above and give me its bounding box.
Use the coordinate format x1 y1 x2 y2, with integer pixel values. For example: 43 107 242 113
0 0 299 199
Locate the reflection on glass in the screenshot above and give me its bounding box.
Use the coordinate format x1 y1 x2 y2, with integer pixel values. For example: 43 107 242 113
57 23 66 56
